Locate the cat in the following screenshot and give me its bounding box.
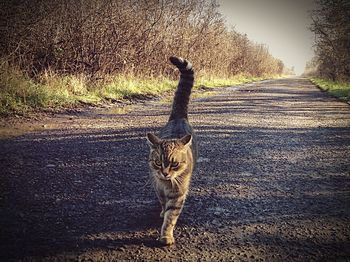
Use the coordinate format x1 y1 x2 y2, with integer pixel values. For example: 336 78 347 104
146 56 197 245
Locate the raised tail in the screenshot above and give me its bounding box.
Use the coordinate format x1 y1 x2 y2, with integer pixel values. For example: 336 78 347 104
168 56 194 121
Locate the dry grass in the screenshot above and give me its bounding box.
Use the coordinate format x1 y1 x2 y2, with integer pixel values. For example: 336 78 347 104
0 62 280 116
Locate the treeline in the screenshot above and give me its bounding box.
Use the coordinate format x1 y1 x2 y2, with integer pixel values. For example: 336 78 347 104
305 0 350 81
1 0 284 80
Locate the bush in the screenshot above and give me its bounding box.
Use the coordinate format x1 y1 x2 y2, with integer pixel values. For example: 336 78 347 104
0 0 284 79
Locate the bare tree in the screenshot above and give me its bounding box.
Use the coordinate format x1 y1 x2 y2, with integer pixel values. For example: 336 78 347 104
1 0 285 81
309 0 350 81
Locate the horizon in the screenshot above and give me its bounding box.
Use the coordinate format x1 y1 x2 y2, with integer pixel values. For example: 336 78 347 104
218 0 317 75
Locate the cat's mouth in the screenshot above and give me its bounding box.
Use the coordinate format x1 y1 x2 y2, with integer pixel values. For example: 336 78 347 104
162 175 172 180
157 172 172 180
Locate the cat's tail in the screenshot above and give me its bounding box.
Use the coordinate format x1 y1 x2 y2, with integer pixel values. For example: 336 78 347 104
168 56 194 121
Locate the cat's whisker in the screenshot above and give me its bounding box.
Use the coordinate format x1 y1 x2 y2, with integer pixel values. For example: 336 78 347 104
140 176 154 189
171 177 179 189
170 178 175 188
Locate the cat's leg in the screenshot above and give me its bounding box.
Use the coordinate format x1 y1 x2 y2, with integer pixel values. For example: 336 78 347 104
155 189 166 218
159 198 166 218
160 195 185 245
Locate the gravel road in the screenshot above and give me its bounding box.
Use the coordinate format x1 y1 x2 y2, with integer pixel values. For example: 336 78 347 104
1 77 350 261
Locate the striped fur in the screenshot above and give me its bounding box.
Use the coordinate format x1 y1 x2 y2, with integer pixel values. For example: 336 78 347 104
146 56 197 245
168 56 194 121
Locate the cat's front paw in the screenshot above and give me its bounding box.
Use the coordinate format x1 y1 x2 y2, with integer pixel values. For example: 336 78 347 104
160 236 175 246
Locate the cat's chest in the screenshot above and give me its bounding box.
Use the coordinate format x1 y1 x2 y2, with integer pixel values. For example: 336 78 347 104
155 179 179 195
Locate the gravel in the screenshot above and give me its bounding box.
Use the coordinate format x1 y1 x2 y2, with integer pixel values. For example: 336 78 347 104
0 77 349 261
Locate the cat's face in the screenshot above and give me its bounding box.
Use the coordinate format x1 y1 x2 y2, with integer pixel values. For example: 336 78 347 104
147 133 192 181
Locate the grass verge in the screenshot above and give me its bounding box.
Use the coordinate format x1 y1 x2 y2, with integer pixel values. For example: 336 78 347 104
310 78 350 102
0 62 278 116
195 73 275 88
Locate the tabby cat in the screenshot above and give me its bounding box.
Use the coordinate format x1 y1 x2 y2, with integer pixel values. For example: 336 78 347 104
146 56 197 245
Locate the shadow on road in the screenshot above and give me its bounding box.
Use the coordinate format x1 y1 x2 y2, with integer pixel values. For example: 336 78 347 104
1 127 165 259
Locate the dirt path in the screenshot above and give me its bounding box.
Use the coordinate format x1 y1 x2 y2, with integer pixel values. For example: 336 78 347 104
1 77 350 261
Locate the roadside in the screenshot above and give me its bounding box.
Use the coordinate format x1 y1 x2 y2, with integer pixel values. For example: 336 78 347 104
0 61 272 118
0 76 275 139
310 77 350 103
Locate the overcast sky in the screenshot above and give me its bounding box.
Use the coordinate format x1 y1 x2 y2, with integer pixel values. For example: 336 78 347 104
218 0 317 75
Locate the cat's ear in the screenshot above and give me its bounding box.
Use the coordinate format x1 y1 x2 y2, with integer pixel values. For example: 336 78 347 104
179 134 192 147
146 133 162 147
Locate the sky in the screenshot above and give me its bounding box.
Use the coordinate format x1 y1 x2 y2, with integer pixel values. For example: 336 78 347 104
218 0 317 75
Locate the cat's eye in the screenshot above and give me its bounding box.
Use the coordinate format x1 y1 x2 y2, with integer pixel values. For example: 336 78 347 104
171 162 179 168
154 160 162 167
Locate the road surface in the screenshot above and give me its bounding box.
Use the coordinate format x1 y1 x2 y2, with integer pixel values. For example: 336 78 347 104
1 77 350 261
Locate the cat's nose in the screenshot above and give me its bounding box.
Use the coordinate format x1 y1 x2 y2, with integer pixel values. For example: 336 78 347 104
161 169 171 179
162 166 170 174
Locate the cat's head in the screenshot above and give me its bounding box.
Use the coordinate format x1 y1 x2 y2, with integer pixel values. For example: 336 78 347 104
146 133 192 181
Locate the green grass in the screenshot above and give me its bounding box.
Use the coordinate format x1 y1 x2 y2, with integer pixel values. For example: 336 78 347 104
0 62 280 116
310 78 350 102
102 74 176 100
195 74 271 88
0 64 88 115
